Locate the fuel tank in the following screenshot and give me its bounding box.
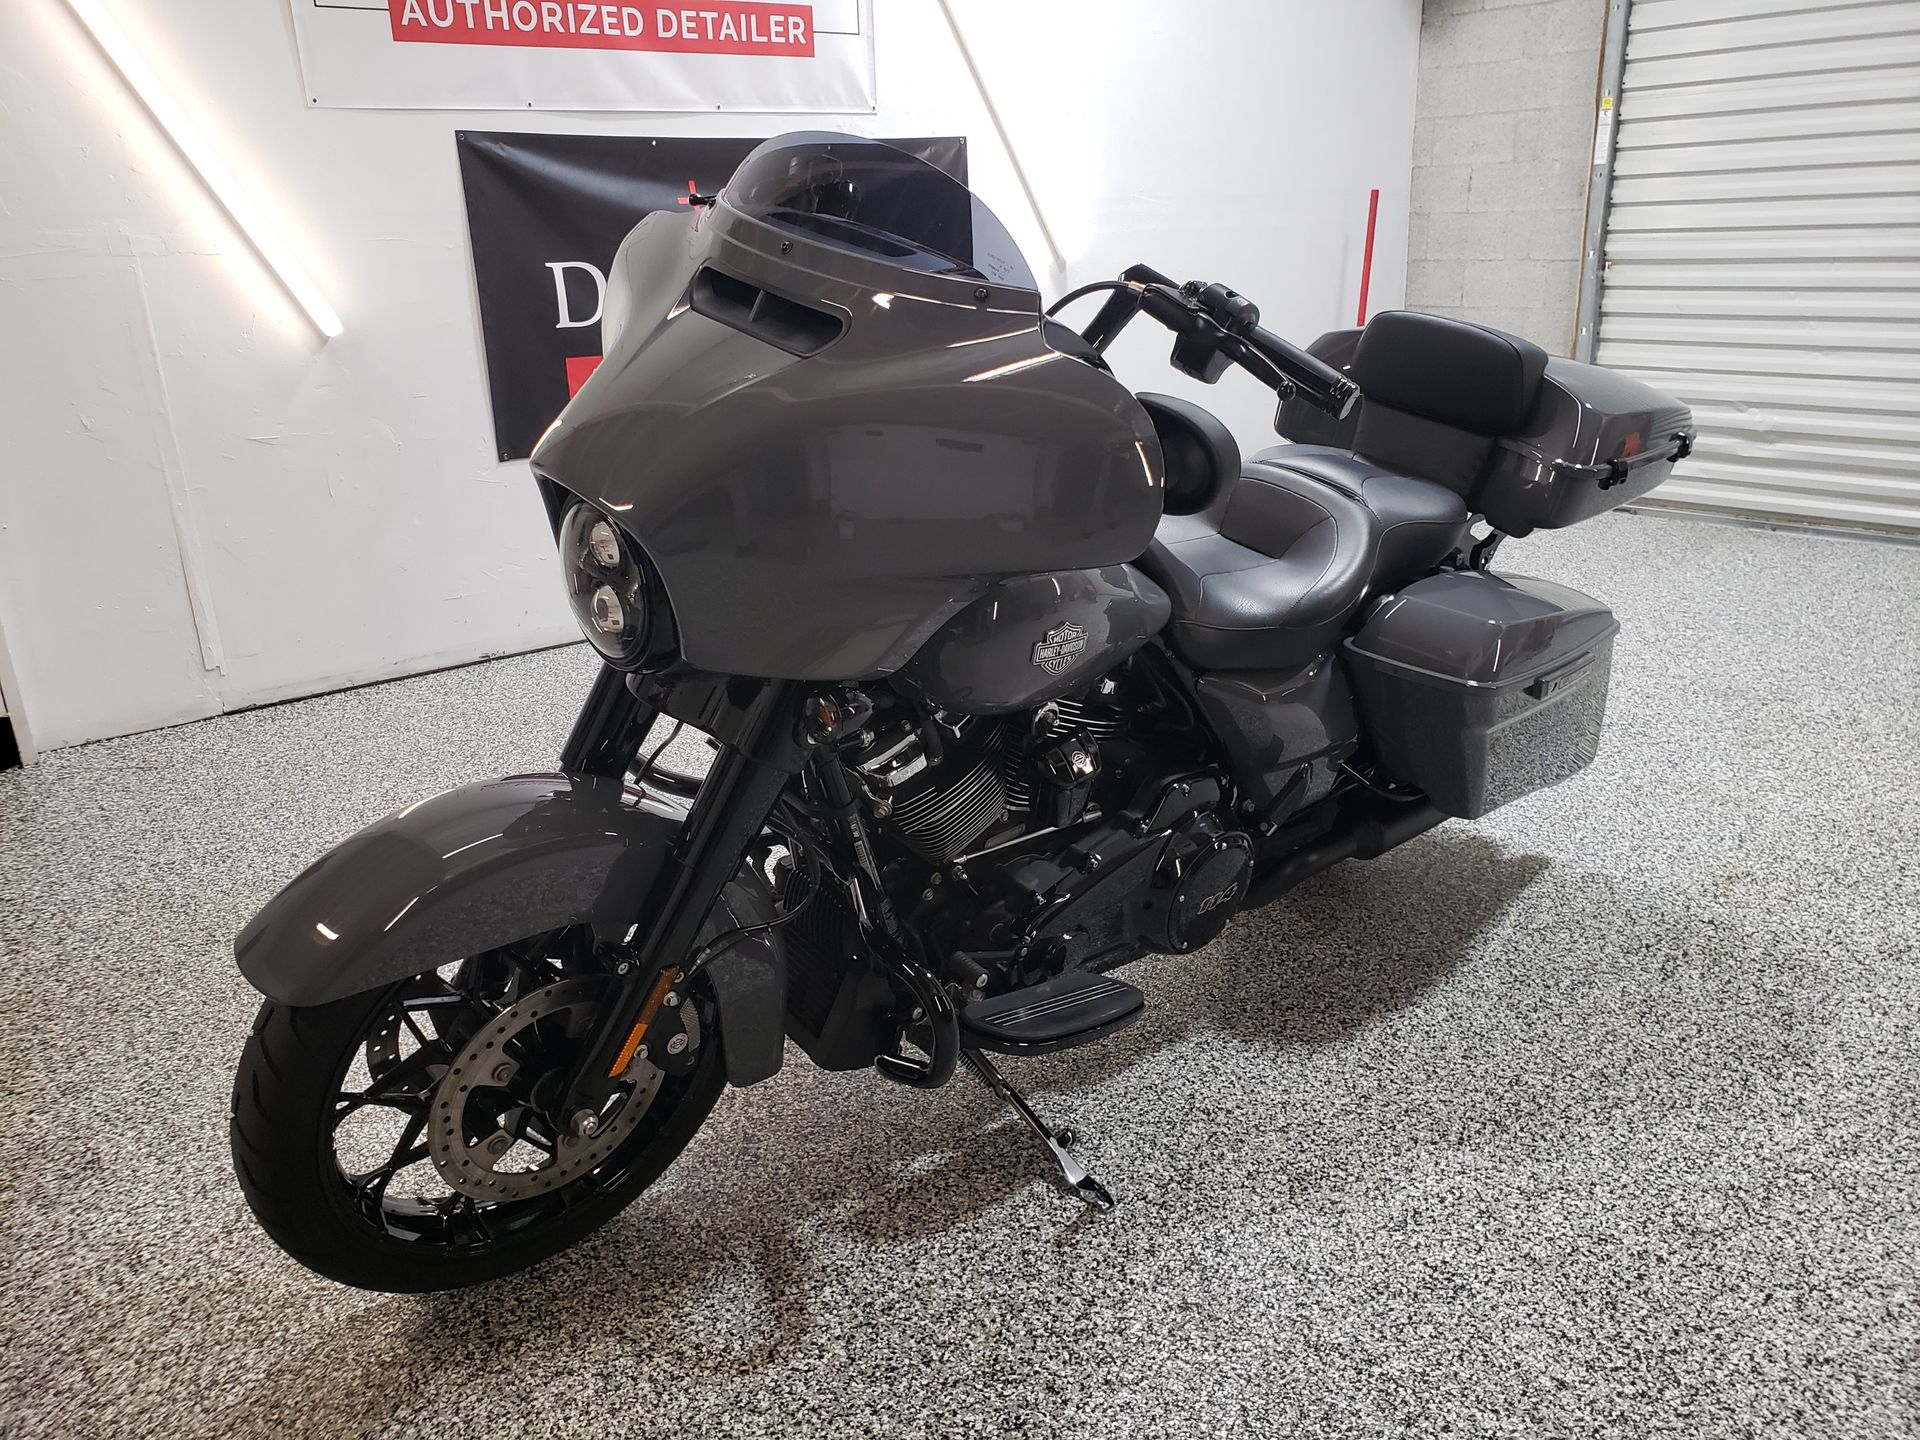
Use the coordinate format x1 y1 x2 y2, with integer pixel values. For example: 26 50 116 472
532 135 1166 683
893 565 1171 714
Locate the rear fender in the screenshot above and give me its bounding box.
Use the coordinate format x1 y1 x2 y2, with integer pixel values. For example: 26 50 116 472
234 771 786 1085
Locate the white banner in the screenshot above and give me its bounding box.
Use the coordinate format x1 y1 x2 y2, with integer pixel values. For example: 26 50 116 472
289 0 875 112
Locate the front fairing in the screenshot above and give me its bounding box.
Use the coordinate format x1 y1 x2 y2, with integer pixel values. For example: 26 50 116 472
533 138 1164 682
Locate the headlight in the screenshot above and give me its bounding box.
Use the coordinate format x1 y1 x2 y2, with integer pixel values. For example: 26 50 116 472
559 500 650 667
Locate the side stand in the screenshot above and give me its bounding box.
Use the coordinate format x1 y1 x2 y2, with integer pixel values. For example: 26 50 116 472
960 1048 1114 1211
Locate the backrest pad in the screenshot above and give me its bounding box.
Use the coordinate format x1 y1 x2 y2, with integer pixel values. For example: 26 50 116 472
1351 310 1549 437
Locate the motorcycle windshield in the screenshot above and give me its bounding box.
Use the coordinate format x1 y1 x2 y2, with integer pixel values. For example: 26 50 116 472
722 132 1037 294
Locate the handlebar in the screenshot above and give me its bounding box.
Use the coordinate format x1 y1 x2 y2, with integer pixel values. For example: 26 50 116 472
1189 282 1361 421
1050 267 1361 422
1245 324 1361 421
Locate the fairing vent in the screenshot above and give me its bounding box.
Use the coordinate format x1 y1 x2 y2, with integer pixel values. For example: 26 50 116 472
689 265 846 356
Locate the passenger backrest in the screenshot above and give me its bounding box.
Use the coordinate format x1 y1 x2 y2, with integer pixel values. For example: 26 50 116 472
1276 311 1551 508
1351 402 1497 498
1352 311 1548 436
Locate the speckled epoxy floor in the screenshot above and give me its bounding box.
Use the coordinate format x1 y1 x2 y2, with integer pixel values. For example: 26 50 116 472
1 509 1916 1439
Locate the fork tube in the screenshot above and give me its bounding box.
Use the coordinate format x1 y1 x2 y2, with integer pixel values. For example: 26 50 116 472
562 662 658 778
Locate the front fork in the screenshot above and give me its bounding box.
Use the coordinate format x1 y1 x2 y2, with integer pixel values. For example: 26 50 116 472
556 665 806 1123
554 663 959 1125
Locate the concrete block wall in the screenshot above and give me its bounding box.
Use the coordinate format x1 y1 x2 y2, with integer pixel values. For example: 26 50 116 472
1404 0 1605 354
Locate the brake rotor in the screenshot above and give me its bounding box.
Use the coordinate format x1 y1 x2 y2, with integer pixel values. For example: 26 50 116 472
427 976 665 1203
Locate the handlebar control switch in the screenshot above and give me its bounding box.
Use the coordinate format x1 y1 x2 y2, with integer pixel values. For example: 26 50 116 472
1190 282 1260 336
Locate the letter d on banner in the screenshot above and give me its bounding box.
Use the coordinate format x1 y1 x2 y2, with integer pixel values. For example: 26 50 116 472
545 261 605 328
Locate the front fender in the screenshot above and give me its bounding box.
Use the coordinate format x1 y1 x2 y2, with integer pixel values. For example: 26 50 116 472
234 771 787 1085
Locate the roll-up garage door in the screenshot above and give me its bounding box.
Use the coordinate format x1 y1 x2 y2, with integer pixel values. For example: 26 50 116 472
1596 0 1920 531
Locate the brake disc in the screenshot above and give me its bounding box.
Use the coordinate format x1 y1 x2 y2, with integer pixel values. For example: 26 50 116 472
427 976 665 1203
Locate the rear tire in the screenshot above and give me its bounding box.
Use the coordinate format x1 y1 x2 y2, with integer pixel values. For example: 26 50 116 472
230 976 724 1293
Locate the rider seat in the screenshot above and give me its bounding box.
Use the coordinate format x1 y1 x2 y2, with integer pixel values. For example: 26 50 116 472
1135 396 1472 672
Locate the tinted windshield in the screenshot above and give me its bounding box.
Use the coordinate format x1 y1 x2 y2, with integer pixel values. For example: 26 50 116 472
725 133 1036 291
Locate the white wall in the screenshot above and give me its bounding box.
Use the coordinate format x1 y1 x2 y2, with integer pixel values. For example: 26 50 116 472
0 0 1421 752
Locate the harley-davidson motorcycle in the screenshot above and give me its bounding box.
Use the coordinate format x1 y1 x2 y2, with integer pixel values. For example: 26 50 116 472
229 134 1693 1291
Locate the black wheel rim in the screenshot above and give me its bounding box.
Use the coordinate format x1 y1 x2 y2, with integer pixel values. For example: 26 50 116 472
321 933 702 1255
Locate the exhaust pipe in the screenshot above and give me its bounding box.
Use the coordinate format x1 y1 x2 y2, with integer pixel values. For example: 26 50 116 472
1244 797 1446 910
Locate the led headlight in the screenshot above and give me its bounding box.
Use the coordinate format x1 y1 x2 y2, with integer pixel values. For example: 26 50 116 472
559 501 649 667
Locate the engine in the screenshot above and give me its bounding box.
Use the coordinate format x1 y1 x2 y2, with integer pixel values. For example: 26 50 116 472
846 714 1011 865
843 666 1253 993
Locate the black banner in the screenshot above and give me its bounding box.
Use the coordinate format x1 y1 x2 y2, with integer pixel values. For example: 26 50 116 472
456 131 968 461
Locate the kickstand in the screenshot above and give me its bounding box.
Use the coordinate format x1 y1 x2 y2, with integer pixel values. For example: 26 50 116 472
961 1048 1115 1211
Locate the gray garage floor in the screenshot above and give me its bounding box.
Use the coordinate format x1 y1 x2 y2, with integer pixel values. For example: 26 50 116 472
1 509 1916 1439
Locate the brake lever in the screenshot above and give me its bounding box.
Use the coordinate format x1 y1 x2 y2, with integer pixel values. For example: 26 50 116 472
1229 339 1295 399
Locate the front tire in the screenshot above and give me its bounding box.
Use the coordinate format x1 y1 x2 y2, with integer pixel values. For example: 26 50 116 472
230 958 724 1293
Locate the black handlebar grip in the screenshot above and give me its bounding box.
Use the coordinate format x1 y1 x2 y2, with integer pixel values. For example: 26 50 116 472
1248 326 1361 421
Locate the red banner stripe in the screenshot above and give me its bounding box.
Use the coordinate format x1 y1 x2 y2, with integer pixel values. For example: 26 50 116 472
565 354 604 396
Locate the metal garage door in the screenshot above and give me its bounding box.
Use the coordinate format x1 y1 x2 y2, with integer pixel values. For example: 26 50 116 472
1595 0 1920 531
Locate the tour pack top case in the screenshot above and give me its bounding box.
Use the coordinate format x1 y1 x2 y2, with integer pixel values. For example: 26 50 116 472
1276 312 1695 536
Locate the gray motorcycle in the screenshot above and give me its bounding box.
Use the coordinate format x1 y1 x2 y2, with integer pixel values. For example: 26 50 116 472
229 133 1693 1292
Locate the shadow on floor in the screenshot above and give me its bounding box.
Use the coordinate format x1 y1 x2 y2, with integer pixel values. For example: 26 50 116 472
202 827 1548 1439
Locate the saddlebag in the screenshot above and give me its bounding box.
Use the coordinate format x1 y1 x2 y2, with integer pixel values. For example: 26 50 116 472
1342 571 1618 819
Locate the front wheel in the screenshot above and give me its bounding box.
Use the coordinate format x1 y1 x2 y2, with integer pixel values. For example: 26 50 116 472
229 933 724 1292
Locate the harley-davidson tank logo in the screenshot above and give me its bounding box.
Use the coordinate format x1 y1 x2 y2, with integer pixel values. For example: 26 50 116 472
1031 621 1089 676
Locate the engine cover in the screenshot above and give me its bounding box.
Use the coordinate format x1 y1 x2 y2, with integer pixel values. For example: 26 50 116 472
1156 831 1253 953
945 775 1249 979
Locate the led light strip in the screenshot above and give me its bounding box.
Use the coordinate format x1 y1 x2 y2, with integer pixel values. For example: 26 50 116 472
62 0 343 339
